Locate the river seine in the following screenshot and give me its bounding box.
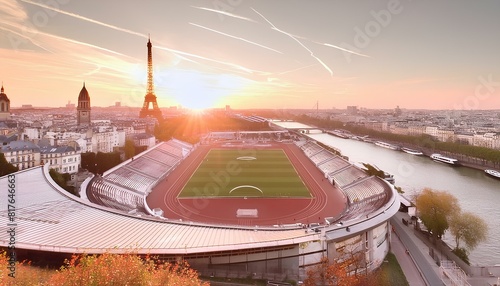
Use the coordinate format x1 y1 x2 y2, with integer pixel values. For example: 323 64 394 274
303 131 500 266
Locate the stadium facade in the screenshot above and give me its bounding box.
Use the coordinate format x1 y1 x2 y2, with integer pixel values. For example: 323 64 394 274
0 131 399 281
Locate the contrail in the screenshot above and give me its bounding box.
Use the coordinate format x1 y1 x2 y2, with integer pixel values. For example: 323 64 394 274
154 45 254 74
1 20 125 57
252 8 333 76
278 64 317 75
261 24 369 58
283 34 370 58
191 6 257 22
18 0 271 76
189 22 283 54
277 31 370 58
82 65 102 76
0 24 53 53
39 30 129 57
20 0 147 39
322 43 370 58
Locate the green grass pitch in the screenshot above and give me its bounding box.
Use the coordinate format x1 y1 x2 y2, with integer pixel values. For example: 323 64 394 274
178 149 311 198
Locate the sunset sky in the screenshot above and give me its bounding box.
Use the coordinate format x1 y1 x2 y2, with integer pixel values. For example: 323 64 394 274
1 0 500 110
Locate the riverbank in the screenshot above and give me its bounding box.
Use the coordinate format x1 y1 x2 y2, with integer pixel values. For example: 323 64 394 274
295 117 500 172
303 131 500 266
355 137 498 174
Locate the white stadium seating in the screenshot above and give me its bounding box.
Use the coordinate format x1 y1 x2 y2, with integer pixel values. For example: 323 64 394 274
87 139 194 212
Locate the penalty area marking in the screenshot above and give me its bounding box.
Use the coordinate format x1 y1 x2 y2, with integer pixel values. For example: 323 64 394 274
236 156 256 161
229 185 263 194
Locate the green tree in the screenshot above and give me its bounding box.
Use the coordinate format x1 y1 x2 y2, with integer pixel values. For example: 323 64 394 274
49 169 77 196
95 152 122 175
124 139 136 160
449 211 488 252
415 188 460 240
0 153 18 176
82 152 122 175
80 152 96 173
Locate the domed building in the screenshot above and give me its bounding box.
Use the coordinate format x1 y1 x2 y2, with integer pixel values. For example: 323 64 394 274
0 84 11 121
77 82 91 126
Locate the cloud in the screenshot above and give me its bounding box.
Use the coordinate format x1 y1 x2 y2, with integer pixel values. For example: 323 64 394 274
0 0 28 21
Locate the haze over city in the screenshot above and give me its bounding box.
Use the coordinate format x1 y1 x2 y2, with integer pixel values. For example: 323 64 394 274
1 0 500 110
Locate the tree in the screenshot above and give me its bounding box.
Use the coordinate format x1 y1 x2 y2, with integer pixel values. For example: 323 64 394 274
124 139 136 160
49 169 68 189
95 152 122 175
49 169 77 196
362 163 385 177
0 153 18 176
1 251 208 286
80 152 96 173
449 211 488 252
415 188 460 240
81 152 122 175
48 253 208 286
304 244 378 286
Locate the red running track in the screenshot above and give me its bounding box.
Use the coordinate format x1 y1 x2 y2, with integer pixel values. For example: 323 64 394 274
146 143 347 226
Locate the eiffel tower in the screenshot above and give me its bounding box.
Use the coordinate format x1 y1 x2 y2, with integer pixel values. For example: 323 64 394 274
139 37 163 121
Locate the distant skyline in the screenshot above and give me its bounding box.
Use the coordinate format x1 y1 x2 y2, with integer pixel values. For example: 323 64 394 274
1 0 500 110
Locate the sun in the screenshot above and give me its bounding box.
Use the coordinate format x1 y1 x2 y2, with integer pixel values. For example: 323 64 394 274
155 69 248 110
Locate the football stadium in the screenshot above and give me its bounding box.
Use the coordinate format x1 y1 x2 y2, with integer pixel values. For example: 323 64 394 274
0 128 399 281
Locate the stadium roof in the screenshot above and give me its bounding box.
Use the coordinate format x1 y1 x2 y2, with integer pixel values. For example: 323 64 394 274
0 166 317 255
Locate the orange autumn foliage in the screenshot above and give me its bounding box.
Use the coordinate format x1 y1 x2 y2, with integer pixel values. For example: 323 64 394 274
1 251 209 286
304 256 377 286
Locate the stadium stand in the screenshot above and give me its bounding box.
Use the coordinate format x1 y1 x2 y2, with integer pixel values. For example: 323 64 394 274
299 141 323 157
143 149 180 165
87 178 145 212
339 176 389 220
156 143 183 158
328 165 367 188
128 157 172 178
294 140 307 148
342 176 388 204
87 139 194 212
317 156 351 174
296 139 390 221
309 150 334 166
105 167 156 194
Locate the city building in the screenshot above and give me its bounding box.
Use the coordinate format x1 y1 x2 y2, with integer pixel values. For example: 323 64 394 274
89 128 116 153
129 132 156 149
0 140 40 170
40 145 80 174
66 101 75 109
346 105 358 115
77 83 91 126
0 84 11 121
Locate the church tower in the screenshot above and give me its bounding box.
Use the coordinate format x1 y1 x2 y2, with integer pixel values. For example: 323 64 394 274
139 37 163 121
0 83 11 121
77 82 91 126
